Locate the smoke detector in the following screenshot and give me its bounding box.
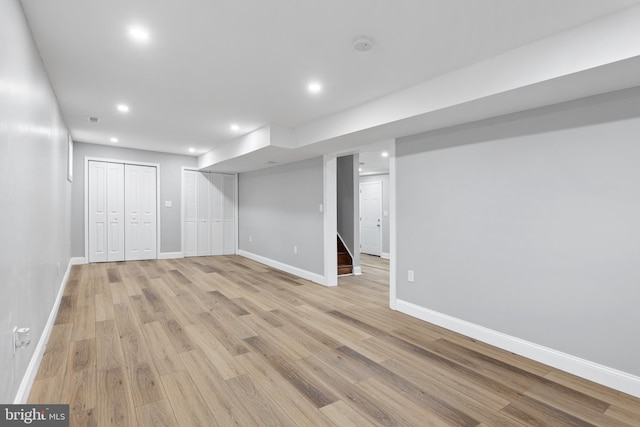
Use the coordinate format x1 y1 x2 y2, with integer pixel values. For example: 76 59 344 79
353 35 374 52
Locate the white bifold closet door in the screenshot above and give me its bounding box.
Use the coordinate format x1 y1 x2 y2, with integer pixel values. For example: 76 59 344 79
88 161 156 263
125 164 157 261
182 170 235 257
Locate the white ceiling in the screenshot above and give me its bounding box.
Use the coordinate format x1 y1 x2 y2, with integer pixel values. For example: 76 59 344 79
20 0 640 169
358 148 390 176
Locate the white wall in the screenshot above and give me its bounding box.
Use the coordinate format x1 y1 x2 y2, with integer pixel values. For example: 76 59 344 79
71 142 197 258
238 157 325 277
396 87 640 380
0 0 72 402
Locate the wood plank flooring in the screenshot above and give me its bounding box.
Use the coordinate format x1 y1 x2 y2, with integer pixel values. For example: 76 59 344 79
29 254 640 426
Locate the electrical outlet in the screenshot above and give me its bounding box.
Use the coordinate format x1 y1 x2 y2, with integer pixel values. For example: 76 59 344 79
293 245 298 254
13 327 31 354
408 270 415 283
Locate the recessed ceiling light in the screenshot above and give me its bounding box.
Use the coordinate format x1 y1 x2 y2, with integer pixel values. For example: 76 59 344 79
188 148 195 153
308 81 322 94
110 137 118 143
381 151 389 157
230 124 240 132
117 104 129 113
358 167 362 172
129 26 150 43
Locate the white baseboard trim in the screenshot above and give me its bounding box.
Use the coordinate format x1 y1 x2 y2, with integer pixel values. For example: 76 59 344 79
238 250 328 286
353 266 362 275
395 299 640 398
381 252 390 260
70 257 86 265
159 252 183 260
14 258 74 403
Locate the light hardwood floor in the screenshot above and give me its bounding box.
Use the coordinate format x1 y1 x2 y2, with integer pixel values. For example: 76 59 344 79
29 254 640 426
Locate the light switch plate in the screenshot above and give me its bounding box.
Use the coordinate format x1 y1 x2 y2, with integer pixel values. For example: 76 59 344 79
164 201 173 208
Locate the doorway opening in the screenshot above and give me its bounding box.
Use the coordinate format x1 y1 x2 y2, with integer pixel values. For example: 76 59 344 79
329 141 394 304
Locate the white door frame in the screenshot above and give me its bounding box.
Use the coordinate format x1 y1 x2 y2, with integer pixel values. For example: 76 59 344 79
84 157 161 262
322 154 338 287
388 142 397 309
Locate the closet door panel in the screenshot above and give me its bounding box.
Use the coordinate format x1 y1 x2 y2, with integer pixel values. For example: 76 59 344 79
140 166 157 258
125 165 142 260
222 174 235 253
125 164 157 261
197 172 211 255
223 174 235 222
210 174 223 220
106 162 125 261
183 170 198 257
88 161 108 263
210 220 223 255
223 221 235 255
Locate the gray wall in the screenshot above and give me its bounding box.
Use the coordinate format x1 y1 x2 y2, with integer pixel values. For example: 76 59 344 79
239 157 324 275
360 174 390 256
0 0 72 402
71 142 197 257
396 87 640 377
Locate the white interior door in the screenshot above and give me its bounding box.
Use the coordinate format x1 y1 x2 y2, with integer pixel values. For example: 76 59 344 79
360 181 382 256
183 170 198 257
197 172 212 255
125 164 157 261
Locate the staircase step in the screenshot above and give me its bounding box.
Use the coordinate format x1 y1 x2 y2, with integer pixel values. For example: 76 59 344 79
337 234 353 276
338 265 353 275
337 253 351 265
